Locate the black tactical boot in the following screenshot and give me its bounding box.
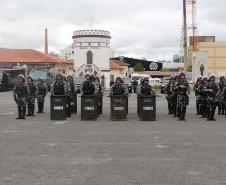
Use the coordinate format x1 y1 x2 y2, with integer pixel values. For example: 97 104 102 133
40 102 44 113
26 104 31 116
218 107 221 115
22 106 26 119
16 106 22 119
31 105 35 116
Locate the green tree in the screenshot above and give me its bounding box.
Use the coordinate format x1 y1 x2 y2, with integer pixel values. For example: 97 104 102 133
134 63 144 71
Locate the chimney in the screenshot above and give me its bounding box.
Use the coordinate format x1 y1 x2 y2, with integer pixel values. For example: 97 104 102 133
45 28 48 55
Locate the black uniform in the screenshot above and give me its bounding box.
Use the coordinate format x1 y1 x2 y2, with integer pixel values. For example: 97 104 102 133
175 80 190 121
67 76 77 115
173 75 179 118
166 80 176 114
206 82 218 121
13 76 29 119
139 84 153 96
132 80 138 93
217 79 225 115
52 80 66 95
222 87 226 118
198 82 208 118
36 80 46 113
27 80 37 116
193 77 202 114
94 80 103 114
110 84 127 95
82 80 96 95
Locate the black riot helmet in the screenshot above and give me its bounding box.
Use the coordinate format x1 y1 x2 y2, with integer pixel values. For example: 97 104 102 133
26 75 33 82
17 74 25 82
55 73 62 80
220 76 225 82
170 76 175 81
115 77 122 84
179 72 185 79
202 77 208 83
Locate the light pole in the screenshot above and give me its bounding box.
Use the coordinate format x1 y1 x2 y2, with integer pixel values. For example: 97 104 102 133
183 0 188 72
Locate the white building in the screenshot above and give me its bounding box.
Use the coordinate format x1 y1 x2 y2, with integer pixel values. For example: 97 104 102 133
70 29 112 88
60 46 74 60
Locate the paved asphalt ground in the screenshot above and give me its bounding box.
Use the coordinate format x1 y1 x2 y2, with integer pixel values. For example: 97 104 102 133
0 91 226 185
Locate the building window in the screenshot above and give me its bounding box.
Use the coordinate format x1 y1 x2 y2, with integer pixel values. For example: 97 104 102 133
88 43 91 46
87 51 93 64
72 51 74 54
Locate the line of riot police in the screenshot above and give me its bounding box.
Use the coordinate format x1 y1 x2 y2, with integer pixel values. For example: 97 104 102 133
165 72 190 121
194 75 226 120
13 75 47 119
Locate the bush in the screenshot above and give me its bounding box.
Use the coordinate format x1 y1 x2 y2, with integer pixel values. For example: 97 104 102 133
134 63 144 71
160 68 169 72
152 84 161 90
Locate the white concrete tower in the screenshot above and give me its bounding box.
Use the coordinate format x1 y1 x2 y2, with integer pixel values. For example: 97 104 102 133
72 29 111 88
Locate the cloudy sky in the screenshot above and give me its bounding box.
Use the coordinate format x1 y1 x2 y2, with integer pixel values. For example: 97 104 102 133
0 0 225 61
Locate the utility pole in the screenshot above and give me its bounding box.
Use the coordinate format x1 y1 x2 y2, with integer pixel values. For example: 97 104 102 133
183 0 188 72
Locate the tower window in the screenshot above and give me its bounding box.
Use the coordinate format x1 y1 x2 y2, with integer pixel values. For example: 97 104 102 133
87 51 93 64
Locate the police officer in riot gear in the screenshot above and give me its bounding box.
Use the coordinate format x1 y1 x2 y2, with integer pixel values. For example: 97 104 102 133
166 76 176 114
51 73 67 95
67 75 77 115
217 76 225 115
13 75 29 119
193 77 203 115
94 76 103 114
81 74 96 95
132 80 138 93
26 75 36 116
110 77 128 95
172 74 179 118
198 77 208 118
138 77 154 96
222 85 226 118
36 78 47 113
206 75 218 121
175 72 190 121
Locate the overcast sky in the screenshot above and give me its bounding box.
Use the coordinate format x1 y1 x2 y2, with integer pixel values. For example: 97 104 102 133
0 0 225 61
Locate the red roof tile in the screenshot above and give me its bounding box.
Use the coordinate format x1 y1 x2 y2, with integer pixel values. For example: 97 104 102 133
110 61 124 70
0 49 73 65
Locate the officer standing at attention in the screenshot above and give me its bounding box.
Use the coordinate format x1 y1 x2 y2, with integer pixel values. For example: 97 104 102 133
138 77 154 96
198 77 208 118
110 77 128 95
81 74 97 96
175 72 190 121
217 76 225 115
165 76 176 114
222 84 226 118
13 74 29 119
51 73 67 96
26 75 36 116
206 75 218 121
94 76 103 114
36 78 47 113
66 75 77 116
172 74 179 118
193 77 203 115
